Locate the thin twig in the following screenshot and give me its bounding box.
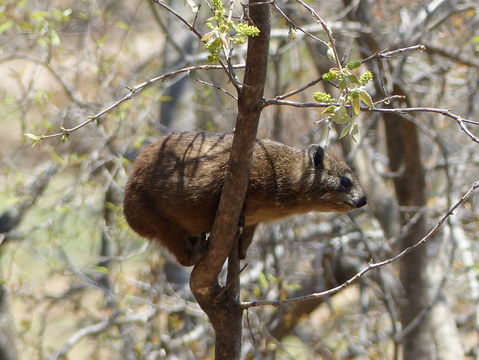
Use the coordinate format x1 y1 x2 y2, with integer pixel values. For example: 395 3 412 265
47 309 157 360
195 78 238 100
275 76 323 100
361 45 426 64
296 0 342 67
373 95 406 105
272 3 325 44
242 180 479 309
151 0 203 39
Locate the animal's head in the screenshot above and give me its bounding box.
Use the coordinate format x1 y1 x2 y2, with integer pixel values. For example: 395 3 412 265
306 144 367 213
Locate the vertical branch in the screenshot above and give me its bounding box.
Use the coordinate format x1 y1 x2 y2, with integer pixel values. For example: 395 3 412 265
190 1 271 359
190 0 271 294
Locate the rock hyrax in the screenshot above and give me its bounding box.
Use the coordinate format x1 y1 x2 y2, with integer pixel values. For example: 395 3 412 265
124 132 367 266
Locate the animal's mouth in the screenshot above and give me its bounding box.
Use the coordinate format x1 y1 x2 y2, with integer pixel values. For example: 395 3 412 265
354 196 367 208
346 196 367 209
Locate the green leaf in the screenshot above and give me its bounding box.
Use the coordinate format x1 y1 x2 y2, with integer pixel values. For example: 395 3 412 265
332 106 349 124
322 105 337 115
50 29 61 46
37 38 48 49
220 33 229 49
95 266 109 274
0 21 13 34
258 272 268 289
24 133 41 141
326 45 335 62
352 96 360 116
340 122 352 138
31 10 49 22
201 31 214 43
351 122 360 143
359 89 374 107
114 21 130 30
24 133 42 146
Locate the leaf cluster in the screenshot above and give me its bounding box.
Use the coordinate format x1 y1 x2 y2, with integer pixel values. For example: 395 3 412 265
201 0 259 63
0 1 71 48
314 58 374 142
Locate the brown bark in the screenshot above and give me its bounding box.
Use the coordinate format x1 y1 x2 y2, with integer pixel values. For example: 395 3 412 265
189 2 271 359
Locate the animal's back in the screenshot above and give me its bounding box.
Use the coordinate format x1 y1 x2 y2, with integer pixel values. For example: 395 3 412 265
124 132 235 237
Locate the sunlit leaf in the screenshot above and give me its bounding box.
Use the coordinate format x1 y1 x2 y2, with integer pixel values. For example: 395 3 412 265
0 21 13 34
322 105 337 114
351 122 360 143
340 121 352 138
50 29 61 46
359 89 374 107
326 45 335 62
352 96 360 116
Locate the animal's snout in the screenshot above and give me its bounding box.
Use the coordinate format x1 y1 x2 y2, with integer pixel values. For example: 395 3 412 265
356 196 367 208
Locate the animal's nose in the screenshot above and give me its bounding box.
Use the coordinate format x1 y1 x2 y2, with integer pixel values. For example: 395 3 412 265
356 196 367 208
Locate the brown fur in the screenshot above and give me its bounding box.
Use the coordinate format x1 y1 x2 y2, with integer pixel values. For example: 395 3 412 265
124 132 367 266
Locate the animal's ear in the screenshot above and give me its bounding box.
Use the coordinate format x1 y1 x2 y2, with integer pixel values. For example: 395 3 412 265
307 144 325 169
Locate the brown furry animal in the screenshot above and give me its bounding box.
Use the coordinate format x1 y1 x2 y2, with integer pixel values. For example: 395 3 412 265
124 132 367 266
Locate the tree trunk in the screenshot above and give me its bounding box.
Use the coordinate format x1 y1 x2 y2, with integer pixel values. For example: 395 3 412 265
383 94 463 359
343 1 464 358
189 2 271 359
0 285 17 360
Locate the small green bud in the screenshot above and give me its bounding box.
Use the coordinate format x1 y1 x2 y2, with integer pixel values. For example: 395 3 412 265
360 71 373 85
322 71 338 82
235 23 260 37
313 92 335 103
347 60 361 70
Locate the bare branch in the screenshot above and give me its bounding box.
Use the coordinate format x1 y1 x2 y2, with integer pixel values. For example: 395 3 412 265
47 309 157 360
195 78 238 100
275 76 323 100
361 44 426 64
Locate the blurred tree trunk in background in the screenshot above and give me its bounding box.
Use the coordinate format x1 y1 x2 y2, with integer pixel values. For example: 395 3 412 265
0 285 17 360
383 88 463 359
345 1 464 358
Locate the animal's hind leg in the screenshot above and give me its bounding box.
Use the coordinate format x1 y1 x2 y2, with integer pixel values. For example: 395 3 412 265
152 219 208 266
239 225 256 259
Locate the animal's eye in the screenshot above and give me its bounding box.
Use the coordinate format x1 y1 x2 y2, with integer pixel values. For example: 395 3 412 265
340 176 352 189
